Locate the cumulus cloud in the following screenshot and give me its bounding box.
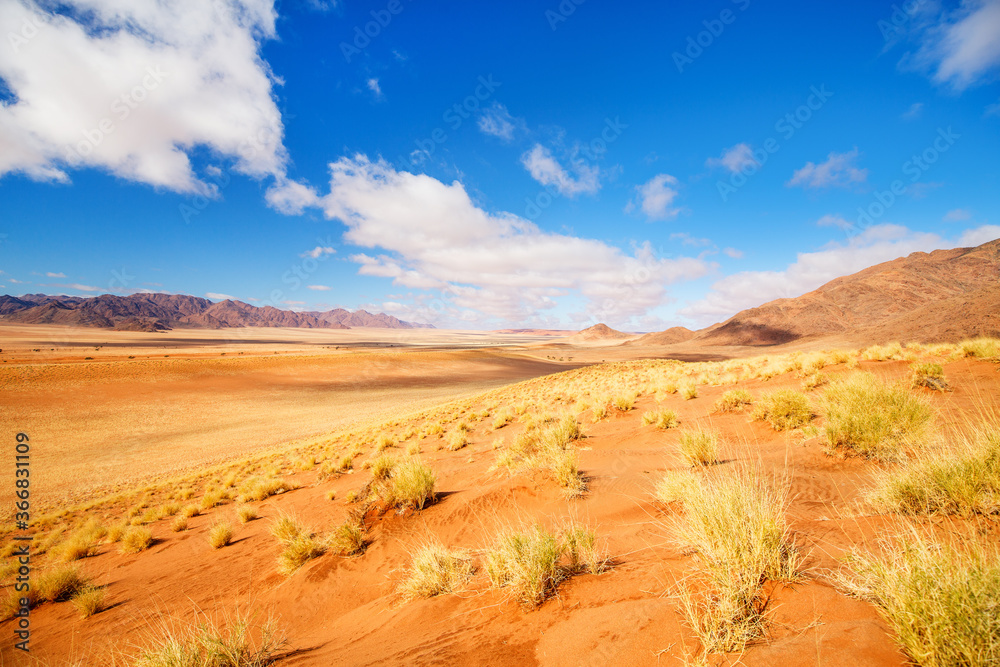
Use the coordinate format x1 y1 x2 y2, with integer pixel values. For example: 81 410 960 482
0 0 291 199
300 246 336 259
787 149 868 189
914 0 1000 90
477 102 521 142
633 174 681 220
45 271 66 278
266 179 320 215
318 155 711 326
520 144 600 197
706 143 757 173
681 223 1000 325
206 292 235 300
816 214 854 230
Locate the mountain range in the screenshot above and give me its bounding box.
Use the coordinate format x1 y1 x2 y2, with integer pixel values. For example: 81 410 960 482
0 293 433 331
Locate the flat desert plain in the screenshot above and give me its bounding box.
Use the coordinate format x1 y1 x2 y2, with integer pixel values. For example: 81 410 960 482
0 325 587 512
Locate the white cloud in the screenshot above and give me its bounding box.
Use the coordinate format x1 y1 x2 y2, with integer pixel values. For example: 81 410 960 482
943 208 972 221
633 174 681 220
319 155 711 326
723 247 743 259
300 246 336 259
816 214 854 230
902 102 924 119
0 0 290 198
706 143 757 173
367 78 382 98
681 224 1000 325
45 271 66 278
959 224 1000 246
477 102 521 142
206 292 235 300
53 282 100 292
9 278 26 284
520 144 599 197
266 179 320 215
787 149 868 189
307 284 331 291
915 0 1000 90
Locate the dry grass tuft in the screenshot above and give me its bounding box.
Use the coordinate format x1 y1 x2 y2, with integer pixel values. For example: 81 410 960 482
910 362 950 392
238 477 293 503
72 585 106 619
171 516 188 532
681 384 698 400
36 565 90 603
678 429 720 467
209 522 235 549
821 373 933 461
838 527 1000 667
120 526 154 555
330 517 368 556
399 542 475 598
642 409 680 429
714 389 752 413
131 608 285 667
751 389 813 431
277 534 326 575
236 505 258 524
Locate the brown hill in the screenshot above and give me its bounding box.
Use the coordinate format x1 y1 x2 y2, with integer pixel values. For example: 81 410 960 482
694 238 1000 346
0 293 431 331
572 323 634 341
628 326 696 346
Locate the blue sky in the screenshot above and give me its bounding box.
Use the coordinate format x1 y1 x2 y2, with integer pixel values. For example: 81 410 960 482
0 0 998 330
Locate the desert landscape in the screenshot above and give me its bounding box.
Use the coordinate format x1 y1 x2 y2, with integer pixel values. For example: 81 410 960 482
3 1 1000 665
1 239 999 665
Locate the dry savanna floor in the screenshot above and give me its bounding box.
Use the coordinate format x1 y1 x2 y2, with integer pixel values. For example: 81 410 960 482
1 332 999 666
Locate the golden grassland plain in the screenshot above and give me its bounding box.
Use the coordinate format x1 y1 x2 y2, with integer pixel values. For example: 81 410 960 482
2 328 1000 665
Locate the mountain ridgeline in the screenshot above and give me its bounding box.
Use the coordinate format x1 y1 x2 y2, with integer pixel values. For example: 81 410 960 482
0 293 433 331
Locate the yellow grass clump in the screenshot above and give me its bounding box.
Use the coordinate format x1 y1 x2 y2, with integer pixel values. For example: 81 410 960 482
714 388 752 413
839 528 1000 667
71 585 106 619
209 521 235 549
821 373 933 461
910 362 950 392
678 429 720 467
120 526 154 555
399 543 475 598
642 409 680 429
750 389 813 431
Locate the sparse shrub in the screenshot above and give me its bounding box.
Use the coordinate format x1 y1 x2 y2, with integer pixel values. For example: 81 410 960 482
681 384 698 400
36 565 90 603
120 526 154 554
821 373 933 461
405 442 420 455
72 585 106 618
278 534 326 575
236 505 258 524
325 490 336 501
678 429 719 467
446 431 468 451
642 409 680 429
560 524 604 575
171 516 188 532
132 610 285 667
862 342 904 361
369 453 397 480
200 491 225 510
869 430 1000 516
674 471 799 655
591 400 609 422
493 410 512 430
375 434 395 452
270 512 305 544
911 362 950 391
344 489 360 504
751 389 813 431
400 543 475 598
714 389 752 413
959 337 1000 359
386 458 437 510
839 528 1000 667
182 504 200 518
209 522 235 549
238 477 293 502
330 518 367 556
612 394 634 411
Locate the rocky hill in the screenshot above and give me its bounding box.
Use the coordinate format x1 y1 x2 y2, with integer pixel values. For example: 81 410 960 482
0 293 432 331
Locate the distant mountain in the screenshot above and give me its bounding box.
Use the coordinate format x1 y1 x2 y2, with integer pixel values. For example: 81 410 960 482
637 238 1000 347
571 323 635 341
0 293 433 331
627 326 696 346
305 308 434 329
